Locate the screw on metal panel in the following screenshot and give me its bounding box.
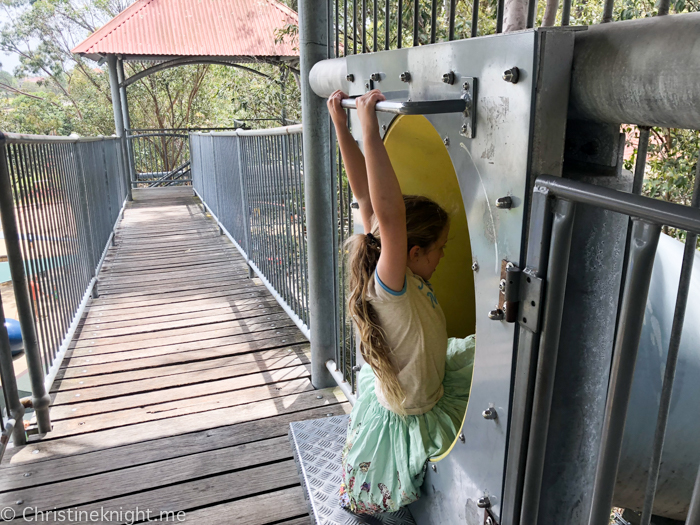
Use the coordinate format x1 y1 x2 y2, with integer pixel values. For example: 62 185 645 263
443 137 450 146
316 395 324 399
488 309 504 321
496 196 513 209
365 82 371 90
462 81 470 90
458 433 465 443
460 124 468 134
503 67 520 84
400 71 411 82
499 279 507 292
482 407 498 420
431 464 437 472
346 74 355 82
477 496 491 508
472 261 479 272
442 71 455 85
382 124 387 131
370 72 382 82
486 517 494 525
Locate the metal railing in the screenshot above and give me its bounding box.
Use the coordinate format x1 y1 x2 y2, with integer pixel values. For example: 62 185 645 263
509 172 700 525
0 132 127 454
190 126 310 339
126 128 242 188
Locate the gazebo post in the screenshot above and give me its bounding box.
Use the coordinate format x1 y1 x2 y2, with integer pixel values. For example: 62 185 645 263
117 57 136 189
299 0 336 389
107 54 133 201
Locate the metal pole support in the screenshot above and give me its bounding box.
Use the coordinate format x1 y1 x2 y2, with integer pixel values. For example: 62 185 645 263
588 219 661 525
0 290 26 446
116 58 136 191
299 0 336 388
107 55 132 201
0 139 51 434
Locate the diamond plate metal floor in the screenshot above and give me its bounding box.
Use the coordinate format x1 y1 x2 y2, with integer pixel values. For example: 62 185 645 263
288 415 417 525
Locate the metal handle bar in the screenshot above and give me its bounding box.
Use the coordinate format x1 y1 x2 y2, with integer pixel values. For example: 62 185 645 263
340 97 467 115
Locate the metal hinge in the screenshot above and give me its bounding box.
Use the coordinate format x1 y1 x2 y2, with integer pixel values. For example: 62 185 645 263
500 262 544 333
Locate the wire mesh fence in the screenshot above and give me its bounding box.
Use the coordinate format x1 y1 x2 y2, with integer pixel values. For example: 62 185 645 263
190 127 310 336
0 134 127 444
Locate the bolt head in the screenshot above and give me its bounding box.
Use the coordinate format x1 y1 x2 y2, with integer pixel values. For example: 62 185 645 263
382 124 387 131
488 309 504 321
462 81 470 90
370 72 381 82
365 82 370 90
477 495 491 508
16 499 23 505
431 464 437 472
400 71 411 82
486 518 494 525
472 261 479 272
346 73 355 82
496 196 513 209
460 124 468 134
482 407 498 420
499 279 506 292
443 137 450 146
458 433 465 443
316 395 323 399
503 67 520 84
442 71 455 84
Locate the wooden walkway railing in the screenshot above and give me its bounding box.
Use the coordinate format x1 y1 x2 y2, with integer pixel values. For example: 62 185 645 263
0 187 349 524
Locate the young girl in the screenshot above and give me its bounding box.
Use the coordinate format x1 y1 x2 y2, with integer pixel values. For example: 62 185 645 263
327 89 475 514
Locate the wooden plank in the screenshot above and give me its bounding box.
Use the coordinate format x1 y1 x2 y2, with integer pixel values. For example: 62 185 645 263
0 436 295 512
47 376 313 437
0 405 347 491
96 274 256 298
53 346 309 390
11 461 302 525
173 488 310 525
82 296 278 325
71 313 294 351
89 283 267 309
61 330 307 371
50 363 311 406
98 268 251 291
5 387 346 465
88 286 269 310
72 306 285 340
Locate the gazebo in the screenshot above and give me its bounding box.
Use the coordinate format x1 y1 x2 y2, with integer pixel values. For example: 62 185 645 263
72 0 299 199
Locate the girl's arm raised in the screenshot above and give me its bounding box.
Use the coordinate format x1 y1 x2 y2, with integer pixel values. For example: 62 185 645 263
356 90 407 293
327 90 374 233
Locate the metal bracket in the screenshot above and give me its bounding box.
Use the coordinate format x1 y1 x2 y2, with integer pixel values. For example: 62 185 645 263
461 77 477 139
517 268 544 333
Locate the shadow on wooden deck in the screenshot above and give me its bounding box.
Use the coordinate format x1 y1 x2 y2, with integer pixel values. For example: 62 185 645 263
0 187 349 525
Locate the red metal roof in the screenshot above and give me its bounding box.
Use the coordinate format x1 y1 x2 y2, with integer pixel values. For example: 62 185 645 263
72 0 298 61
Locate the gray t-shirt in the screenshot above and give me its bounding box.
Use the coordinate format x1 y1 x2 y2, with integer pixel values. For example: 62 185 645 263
366 267 448 415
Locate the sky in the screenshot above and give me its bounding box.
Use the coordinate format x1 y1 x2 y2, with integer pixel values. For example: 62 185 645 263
1 52 23 75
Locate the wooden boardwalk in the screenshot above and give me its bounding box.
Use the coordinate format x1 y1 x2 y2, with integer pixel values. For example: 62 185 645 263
0 187 349 524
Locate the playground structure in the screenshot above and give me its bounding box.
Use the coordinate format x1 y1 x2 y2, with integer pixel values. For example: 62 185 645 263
0 1 699 524
292 10 700 525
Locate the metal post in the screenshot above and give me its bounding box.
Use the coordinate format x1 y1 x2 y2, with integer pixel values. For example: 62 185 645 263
519 198 576 525
299 0 336 388
639 159 700 525
588 219 661 525
0 138 51 434
687 465 700 525
602 0 615 22
0 290 26 447
107 55 132 201
117 58 136 192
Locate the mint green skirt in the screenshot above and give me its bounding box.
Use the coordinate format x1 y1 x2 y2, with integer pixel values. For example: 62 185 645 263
339 335 475 514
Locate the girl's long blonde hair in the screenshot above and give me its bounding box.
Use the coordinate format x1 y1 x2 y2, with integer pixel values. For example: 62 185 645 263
346 195 450 415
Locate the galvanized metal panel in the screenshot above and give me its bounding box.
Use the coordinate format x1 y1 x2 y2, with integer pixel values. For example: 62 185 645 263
343 30 542 525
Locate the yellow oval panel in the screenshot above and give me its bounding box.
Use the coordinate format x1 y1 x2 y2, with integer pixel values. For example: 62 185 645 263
384 115 476 338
